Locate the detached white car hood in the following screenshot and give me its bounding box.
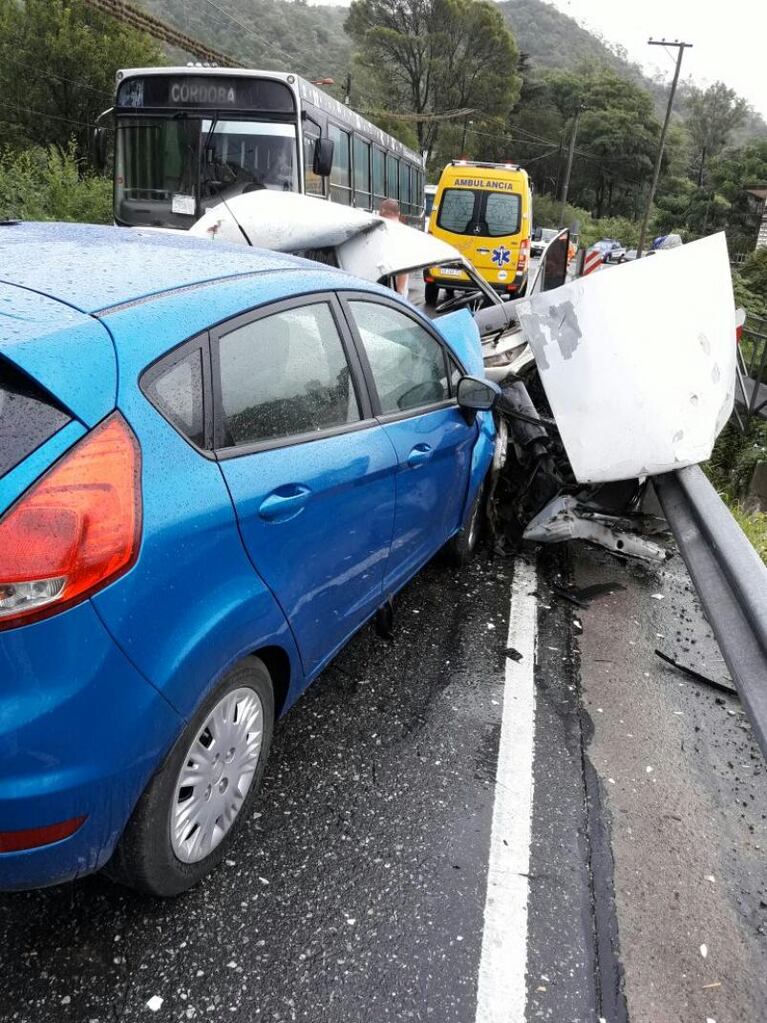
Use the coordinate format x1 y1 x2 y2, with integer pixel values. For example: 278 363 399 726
514 233 736 483
189 191 462 279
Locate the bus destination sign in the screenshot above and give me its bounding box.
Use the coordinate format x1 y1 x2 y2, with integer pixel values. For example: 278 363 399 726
116 75 295 113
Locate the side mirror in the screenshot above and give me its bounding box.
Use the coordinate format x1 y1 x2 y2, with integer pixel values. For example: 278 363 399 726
93 126 108 171
532 226 542 242
313 137 334 178
457 375 501 411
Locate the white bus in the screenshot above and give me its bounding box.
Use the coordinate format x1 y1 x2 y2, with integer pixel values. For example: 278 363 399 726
104 66 425 231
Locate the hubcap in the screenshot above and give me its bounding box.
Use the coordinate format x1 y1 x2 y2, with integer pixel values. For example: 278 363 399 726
170 687 264 864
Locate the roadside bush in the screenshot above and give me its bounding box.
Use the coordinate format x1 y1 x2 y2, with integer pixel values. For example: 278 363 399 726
0 142 111 224
706 417 767 564
707 418 767 500
733 248 767 319
531 194 642 250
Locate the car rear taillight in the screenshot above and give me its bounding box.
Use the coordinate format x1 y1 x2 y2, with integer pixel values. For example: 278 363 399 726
517 239 530 270
0 413 141 630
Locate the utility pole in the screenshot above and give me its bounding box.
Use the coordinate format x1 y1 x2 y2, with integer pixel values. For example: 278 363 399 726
559 105 584 226
636 38 693 256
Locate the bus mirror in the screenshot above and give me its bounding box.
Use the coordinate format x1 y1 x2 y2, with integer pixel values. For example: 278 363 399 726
313 137 334 178
93 127 108 171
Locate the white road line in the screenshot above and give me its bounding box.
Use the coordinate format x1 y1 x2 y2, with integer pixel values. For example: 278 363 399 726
475 556 538 1023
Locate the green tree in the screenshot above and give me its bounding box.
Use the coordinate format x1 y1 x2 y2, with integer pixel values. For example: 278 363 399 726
0 0 164 159
507 65 661 218
686 81 747 186
345 0 520 161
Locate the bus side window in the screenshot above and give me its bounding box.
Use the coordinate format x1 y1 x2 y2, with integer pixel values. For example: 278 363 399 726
328 123 351 204
409 165 418 217
303 133 325 196
372 147 386 208
399 162 410 217
353 136 371 210
386 154 399 201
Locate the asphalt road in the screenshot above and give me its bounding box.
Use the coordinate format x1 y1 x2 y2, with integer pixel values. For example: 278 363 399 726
0 539 764 1023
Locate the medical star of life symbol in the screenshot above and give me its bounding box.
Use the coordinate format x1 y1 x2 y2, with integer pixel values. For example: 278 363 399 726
491 245 511 267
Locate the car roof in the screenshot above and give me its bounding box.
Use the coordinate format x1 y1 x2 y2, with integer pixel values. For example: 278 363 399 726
0 222 322 315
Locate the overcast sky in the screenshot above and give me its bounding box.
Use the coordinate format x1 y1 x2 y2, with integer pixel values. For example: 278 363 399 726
539 0 767 118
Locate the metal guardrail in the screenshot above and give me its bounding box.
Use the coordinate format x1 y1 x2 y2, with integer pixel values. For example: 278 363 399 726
654 465 767 760
736 314 767 421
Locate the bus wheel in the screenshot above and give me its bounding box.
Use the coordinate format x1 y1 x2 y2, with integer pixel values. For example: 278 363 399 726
424 282 439 306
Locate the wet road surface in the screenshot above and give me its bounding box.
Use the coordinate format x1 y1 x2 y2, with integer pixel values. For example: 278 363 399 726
575 543 767 1023
1 541 765 1023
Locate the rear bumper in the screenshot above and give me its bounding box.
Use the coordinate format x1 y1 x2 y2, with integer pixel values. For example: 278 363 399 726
0 601 181 890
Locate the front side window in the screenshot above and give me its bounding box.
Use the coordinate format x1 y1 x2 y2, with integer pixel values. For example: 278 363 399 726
303 132 324 195
217 303 360 447
349 302 449 414
144 348 205 447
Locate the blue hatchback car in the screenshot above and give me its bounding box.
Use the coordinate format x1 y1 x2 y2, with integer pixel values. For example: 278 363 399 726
0 223 496 895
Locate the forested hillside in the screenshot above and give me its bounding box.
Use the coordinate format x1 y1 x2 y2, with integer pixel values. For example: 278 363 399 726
144 0 766 142
143 0 352 81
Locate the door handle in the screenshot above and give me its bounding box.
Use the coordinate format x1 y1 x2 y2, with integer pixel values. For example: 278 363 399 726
406 443 432 468
258 485 311 521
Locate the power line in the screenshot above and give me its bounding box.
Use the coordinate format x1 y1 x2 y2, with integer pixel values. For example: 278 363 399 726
2 55 113 99
1 101 95 129
199 0 296 67
82 0 238 66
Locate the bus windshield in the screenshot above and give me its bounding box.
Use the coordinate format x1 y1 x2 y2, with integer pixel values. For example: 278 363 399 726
115 116 298 228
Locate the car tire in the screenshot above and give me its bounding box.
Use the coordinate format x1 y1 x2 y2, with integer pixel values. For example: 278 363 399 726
424 282 440 305
106 657 275 897
445 485 484 567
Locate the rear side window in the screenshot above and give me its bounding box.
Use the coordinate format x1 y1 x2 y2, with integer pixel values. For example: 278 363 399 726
217 302 360 447
485 192 521 237
144 348 205 448
0 358 71 477
438 189 477 234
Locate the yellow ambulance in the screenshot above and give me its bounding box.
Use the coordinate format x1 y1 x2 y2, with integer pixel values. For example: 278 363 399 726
424 160 532 303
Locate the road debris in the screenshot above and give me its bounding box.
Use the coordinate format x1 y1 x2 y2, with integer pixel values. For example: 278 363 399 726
147 996 164 1012
654 649 738 697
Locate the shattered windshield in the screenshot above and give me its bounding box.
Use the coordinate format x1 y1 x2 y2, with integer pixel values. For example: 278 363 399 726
115 116 298 228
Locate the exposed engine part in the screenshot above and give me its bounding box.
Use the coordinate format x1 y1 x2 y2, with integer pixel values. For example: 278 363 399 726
488 375 668 563
522 495 668 563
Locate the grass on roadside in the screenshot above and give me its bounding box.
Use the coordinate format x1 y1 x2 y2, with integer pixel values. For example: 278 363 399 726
704 417 767 565
729 504 767 563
